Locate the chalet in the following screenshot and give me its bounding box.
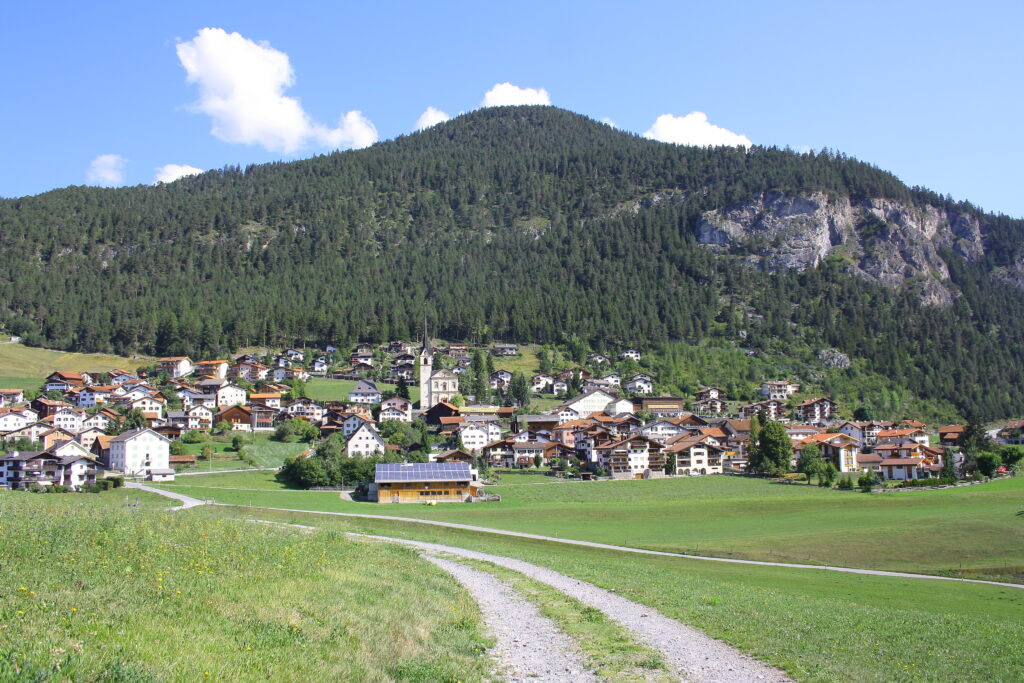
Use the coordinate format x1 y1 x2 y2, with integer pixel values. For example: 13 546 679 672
794 398 836 424
215 383 247 409
876 428 930 447
390 365 414 381
510 440 558 468
44 371 86 392
796 432 860 473
619 349 641 362
603 397 635 415
286 399 326 424
108 428 172 479
938 425 965 446
247 392 282 410
0 407 37 433
626 375 653 395
312 359 330 374
32 397 70 418
639 420 688 442
740 400 785 420
340 413 375 437
634 396 687 418
76 385 118 408
347 423 386 457
492 344 518 356
693 398 725 415
181 390 216 410
562 388 616 417
75 427 105 452
456 422 502 453
196 360 229 380
664 434 724 475
284 348 305 361
52 407 85 433
108 369 137 385
760 380 800 400
593 435 665 479
423 402 460 425
387 341 414 355
587 352 608 365
373 462 480 504
0 389 26 406
785 424 823 440
489 369 513 388
0 441 100 490
433 449 475 464
124 395 165 421
552 380 568 395
380 396 412 422
40 427 77 449
348 379 383 404
446 343 470 359
231 361 269 382
838 420 894 449
159 357 194 378
80 409 117 436
602 373 622 387
695 387 725 402
879 457 928 481
998 418 1024 445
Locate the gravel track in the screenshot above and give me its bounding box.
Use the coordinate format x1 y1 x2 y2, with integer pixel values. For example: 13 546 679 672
358 533 791 683
423 554 599 683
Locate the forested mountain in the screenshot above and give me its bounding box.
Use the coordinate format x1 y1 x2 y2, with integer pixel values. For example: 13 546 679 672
1 106 1023 419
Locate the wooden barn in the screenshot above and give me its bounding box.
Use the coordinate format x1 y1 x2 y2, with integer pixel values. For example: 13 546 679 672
373 462 480 504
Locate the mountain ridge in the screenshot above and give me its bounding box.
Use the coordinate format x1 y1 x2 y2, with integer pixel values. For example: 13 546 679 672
1 105 1022 419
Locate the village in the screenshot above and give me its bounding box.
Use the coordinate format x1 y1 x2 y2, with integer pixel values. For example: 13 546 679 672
0 335 1016 498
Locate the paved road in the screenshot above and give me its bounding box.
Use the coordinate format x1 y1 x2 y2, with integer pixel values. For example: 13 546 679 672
139 486 1024 590
175 467 279 477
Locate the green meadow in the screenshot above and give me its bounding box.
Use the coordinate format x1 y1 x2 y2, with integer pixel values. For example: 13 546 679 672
156 473 1024 581
305 377 419 404
0 490 491 682
198 505 1024 683
175 434 310 472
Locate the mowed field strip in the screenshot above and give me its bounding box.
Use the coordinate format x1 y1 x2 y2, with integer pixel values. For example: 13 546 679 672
156 471 1024 581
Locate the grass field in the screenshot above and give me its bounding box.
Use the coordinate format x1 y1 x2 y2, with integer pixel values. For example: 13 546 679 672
305 376 419 405
0 342 148 382
155 473 1024 581
175 434 310 472
199 504 1024 683
491 346 539 375
0 491 492 682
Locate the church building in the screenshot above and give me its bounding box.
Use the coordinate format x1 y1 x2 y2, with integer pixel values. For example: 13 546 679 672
418 331 460 409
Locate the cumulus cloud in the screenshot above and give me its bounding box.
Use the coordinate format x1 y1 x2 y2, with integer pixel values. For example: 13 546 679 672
415 106 451 131
154 164 204 184
643 112 752 148
86 154 127 186
481 82 551 107
176 27 377 153
602 117 617 128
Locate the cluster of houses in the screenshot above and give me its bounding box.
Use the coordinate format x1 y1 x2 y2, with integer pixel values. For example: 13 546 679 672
2 339 1014 495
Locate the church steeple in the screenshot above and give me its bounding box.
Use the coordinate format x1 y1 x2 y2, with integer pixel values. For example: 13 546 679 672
418 314 433 409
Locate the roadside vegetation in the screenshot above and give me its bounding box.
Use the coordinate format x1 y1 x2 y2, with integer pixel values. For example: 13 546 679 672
202 505 1024 683
0 492 492 682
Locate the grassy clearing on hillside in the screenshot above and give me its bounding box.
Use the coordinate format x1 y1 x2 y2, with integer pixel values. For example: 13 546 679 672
0 343 147 379
455 557 671 682
156 473 1024 580
175 434 308 472
0 492 492 682
0 375 49 393
305 377 419 404
491 347 539 375
201 506 1024 683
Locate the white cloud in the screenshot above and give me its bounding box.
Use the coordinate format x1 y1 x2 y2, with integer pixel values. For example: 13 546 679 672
154 164 204 184
602 117 617 128
643 112 752 148
415 106 451 131
315 110 378 150
176 27 377 153
481 82 551 107
86 154 127 186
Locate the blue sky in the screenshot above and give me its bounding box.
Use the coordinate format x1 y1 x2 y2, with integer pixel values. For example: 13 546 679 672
4 1 1023 217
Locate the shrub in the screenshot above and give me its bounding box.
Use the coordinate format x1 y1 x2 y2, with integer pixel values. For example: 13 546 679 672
858 470 878 492
837 475 854 490
181 430 205 444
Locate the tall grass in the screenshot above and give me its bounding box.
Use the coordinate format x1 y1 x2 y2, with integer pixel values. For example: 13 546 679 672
0 492 492 682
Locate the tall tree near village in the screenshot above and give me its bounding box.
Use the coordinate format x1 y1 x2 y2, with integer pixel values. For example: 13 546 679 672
749 421 793 475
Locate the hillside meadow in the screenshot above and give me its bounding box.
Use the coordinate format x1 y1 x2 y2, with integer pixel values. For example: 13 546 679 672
0 342 147 381
199 504 1024 683
0 491 492 682
155 473 1024 581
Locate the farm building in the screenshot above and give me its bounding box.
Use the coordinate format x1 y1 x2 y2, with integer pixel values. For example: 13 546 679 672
372 462 480 504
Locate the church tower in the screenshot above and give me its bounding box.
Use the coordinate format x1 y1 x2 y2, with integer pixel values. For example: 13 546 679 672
418 319 433 409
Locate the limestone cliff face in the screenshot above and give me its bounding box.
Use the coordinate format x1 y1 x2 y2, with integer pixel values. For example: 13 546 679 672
694 191 992 306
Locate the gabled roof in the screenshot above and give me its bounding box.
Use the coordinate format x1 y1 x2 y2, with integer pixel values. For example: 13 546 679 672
109 427 171 444
375 462 471 483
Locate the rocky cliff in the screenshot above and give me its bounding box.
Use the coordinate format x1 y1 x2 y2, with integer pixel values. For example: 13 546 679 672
694 191 993 305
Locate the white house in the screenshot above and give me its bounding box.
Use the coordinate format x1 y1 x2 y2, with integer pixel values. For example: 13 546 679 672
0 407 35 433
457 422 502 453
380 396 412 422
342 413 374 437
107 428 172 479
348 380 383 404
286 399 326 424
563 389 616 417
347 423 386 457
215 383 247 409
639 420 686 441
531 375 554 393
158 357 194 378
626 375 653 395
52 407 85 433
619 349 642 362
759 380 800 401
